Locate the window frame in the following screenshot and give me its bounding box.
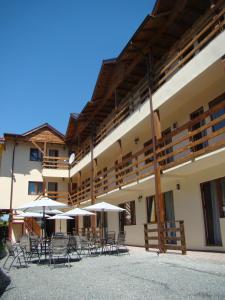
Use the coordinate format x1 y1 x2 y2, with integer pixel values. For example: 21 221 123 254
28 181 43 195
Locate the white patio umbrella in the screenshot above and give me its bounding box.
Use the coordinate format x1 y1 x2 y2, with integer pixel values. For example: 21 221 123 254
84 202 125 212
16 212 50 218
16 197 67 211
48 215 73 232
62 208 95 216
84 201 125 238
31 209 63 215
16 197 68 258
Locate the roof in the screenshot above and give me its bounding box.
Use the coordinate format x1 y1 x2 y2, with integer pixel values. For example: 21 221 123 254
66 0 212 143
4 123 65 144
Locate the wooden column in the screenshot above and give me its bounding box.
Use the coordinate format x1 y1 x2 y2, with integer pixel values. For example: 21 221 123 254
146 53 165 253
76 171 81 233
8 140 17 240
90 128 96 231
117 139 123 187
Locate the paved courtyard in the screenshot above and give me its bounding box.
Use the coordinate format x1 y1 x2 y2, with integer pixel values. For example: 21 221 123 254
1 247 225 300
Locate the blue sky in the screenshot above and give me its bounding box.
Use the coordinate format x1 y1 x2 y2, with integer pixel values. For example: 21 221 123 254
0 0 154 136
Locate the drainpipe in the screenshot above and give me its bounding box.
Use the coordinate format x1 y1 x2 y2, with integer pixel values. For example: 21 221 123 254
8 140 17 240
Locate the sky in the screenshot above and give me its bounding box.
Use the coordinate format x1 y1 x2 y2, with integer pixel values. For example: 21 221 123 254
0 0 154 136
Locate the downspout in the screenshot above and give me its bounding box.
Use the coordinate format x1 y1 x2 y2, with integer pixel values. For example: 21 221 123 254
8 140 17 240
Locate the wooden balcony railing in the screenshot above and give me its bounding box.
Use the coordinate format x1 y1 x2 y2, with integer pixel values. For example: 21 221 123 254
71 3 225 163
42 156 69 169
46 191 71 205
70 98 225 205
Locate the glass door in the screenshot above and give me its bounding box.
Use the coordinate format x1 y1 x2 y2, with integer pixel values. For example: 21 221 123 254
201 179 223 246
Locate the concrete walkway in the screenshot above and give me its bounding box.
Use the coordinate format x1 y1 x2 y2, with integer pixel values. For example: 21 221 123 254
1 247 225 300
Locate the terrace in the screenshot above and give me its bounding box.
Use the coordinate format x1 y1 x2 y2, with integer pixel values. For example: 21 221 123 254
1 248 225 299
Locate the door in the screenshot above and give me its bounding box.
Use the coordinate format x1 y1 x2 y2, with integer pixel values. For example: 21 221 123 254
190 107 207 152
49 149 59 168
49 149 59 157
201 179 223 246
159 128 173 166
67 219 75 235
46 219 55 237
163 191 176 244
119 203 125 233
48 182 58 200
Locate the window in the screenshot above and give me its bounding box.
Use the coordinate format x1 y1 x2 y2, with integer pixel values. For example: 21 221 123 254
97 212 108 228
146 196 156 223
122 152 133 174
49 149 59 157
190 107 207 152
28 181 43 195
83 215 91 228
30 148 42 161
144 139 153 165
159 128 173 166
119 201 136 227
209 93 225 132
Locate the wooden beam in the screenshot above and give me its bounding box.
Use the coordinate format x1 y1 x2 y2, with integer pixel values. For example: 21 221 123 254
31 141 44 154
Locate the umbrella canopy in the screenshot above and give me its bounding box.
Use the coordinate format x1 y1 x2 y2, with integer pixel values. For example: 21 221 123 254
16 212 50 218
48 215 73 220
16 197 67 211
84 201 125 212
33 209 63 215
62 208 95 216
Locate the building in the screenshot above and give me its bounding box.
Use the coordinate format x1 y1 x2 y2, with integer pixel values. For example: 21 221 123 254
0 0 225 251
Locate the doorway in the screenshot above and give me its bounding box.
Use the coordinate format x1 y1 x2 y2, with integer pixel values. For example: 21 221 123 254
67 218 75 235
190 107 207 152
48 182 58 200
201 178 224 246
46 219 55 237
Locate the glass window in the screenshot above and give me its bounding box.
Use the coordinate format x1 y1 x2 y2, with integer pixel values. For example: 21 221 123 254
30 148 42 161
28 181 43 195
209 94 225 132
146 196 156 223
83 215 91 228
119 201 136 226
97 212 108 228
144 140 153 165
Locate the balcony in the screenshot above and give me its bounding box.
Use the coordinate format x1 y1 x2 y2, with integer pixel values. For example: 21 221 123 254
70 98 225 205
42 156 69 178
71 3 225 165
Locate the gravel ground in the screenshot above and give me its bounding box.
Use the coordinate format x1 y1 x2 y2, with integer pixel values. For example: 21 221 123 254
1 247 225 300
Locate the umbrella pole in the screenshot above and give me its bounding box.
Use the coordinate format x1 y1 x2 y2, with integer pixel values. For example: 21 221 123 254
60 220 61 232
101 210 104 239
43 206 47 259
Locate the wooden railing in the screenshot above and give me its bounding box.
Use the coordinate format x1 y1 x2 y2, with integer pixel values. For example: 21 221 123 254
24 218 41 236
70 98 225 205
144 221 186 255
46 191 71 205
153 4 225 91
42 156 69 169
69 2 225 163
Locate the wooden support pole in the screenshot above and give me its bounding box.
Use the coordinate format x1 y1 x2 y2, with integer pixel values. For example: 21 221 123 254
90 126 96 232
44 142 47 156
146 53 165 253
179 220 187 255
117 139 123 187
8 140 17 240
